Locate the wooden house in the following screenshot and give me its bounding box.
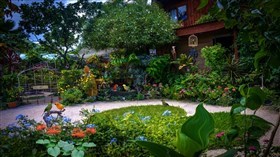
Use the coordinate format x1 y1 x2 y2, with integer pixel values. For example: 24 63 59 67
154 0 237 68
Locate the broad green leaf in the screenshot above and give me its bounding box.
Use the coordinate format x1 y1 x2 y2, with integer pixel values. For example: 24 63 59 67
233 106 246 114
58 140 68 148
47 146 60 157
176 131 202 157
181 103 214 147
246 87 266 110
71 149 85 157
135 140 184 157
248 126 263 138
63 151 71 156
197 0 209 10
82 142 96 147
254 49 267 70
248 87 266 104
47 143 56 148
217 149 238 157
63 144 74 152
240 97 246 106
179 103 214 156
36 139 50 145
225 127 239 144
238 84 247 97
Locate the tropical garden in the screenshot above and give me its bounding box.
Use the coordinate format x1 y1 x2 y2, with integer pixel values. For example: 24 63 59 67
0 0 279 156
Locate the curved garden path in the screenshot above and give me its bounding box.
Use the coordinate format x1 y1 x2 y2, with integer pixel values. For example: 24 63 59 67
0 99 279 146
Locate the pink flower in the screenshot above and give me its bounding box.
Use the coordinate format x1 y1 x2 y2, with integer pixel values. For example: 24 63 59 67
263 139 269 144
179 89 186 94
216 132 225 138
248 146 256 151
152 84 157 87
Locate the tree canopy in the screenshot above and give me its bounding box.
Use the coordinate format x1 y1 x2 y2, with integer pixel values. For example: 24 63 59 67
19 0 102 68
83 0 177 52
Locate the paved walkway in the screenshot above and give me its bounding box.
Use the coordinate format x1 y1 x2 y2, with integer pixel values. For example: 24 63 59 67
0 99 279 146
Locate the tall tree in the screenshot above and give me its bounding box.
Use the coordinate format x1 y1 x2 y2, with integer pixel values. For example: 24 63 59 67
83 0 177 52
20 0 102 68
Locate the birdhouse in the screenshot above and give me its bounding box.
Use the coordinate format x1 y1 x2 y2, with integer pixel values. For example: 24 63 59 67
188 34 198 47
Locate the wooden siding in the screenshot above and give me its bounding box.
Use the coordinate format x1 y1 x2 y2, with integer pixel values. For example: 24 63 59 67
162 0 214 27
176 21 225 36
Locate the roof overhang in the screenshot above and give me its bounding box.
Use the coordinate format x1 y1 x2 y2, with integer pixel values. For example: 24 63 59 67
175 21 225 36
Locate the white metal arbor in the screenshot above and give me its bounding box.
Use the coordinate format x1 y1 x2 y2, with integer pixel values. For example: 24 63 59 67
17 62 59 104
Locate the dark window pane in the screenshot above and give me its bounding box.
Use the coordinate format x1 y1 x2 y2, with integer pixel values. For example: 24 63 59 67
178 5 187 21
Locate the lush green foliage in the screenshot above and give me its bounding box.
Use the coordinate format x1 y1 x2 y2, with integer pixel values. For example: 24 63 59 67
0 105 270 156
162 72 239 105
61 88 83 106
146 55 171 83
20 0 102 68
201 44 227 72
136 103 214 157
83 0 177 51
58 69 83 94
87 105 187 156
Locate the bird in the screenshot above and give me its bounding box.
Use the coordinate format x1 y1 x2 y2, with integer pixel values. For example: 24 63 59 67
161 99 169 106
54 102 65 110
122 84 130 91
42 103 52 116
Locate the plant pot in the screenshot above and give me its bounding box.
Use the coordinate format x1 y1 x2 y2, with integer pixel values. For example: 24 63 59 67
7 101 17 108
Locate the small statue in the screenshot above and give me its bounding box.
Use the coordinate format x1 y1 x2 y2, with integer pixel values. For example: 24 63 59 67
171 46 176 60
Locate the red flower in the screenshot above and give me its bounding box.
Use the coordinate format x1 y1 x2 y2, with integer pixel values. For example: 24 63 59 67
36 124 46 131
86 128 96 135
46 126 61 135
72 128 86 138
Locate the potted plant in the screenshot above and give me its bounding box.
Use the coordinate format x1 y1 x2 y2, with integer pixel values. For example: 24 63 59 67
6 87 22 108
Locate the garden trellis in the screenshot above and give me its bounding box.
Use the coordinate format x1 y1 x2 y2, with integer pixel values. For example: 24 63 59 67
17 62 59 104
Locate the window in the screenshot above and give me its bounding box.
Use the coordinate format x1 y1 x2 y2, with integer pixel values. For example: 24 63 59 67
169 5 187 22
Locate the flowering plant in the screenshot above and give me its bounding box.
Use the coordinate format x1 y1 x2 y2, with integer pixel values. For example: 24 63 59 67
36 114 97 157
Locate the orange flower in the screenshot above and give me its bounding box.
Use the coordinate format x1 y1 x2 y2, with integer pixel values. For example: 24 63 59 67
72 128 86 138
46 126 61 135
84 65 90 74
36 124 46 131
86 128 96 135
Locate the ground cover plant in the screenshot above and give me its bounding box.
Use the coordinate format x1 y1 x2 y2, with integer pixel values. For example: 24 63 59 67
86 105 270 157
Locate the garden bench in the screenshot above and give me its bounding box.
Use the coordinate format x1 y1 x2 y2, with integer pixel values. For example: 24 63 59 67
20 85 54 104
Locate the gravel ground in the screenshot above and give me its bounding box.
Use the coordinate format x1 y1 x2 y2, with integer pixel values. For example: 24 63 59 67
0 98 279 147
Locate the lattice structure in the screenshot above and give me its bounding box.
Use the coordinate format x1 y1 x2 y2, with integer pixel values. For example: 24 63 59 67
17 62 59 104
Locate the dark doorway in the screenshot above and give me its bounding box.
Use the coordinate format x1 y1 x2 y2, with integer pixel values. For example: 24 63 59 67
213 36 233 51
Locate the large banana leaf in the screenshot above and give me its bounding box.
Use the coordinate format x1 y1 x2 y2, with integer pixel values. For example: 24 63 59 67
178 103 214 156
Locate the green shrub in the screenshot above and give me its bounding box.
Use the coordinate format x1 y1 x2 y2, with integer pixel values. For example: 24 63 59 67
201 44 227 72
61 88 83 106
146 55 171 83
57 69 82 94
